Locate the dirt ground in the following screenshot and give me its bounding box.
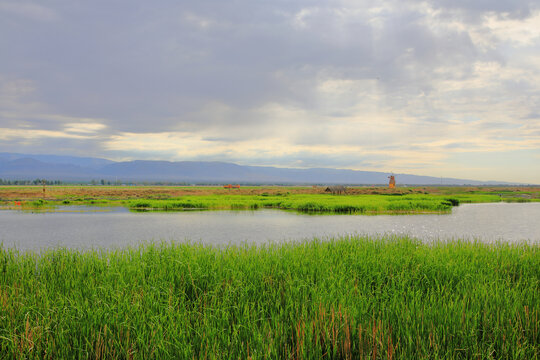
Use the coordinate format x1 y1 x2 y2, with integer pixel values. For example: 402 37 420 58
1 185 539 201
0 185 321 200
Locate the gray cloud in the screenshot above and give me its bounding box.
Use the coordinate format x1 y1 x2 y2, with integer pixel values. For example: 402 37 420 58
0 1 487 127
429 0 537 20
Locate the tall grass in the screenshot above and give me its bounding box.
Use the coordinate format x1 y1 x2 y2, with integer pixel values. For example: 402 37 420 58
1 236 538 359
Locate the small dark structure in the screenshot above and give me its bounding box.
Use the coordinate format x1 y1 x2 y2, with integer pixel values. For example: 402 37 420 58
388 175 396 188
324 185 347 195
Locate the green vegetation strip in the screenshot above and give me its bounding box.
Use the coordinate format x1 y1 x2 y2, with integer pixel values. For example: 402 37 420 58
3 188 539 214
127 194 464 213
1 236 538 359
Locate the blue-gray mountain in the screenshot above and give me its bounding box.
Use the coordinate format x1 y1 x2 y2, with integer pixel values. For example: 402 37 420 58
0 153 519 185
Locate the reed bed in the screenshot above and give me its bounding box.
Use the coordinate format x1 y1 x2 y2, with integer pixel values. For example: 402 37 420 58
127 194 464 214
1 236 538 359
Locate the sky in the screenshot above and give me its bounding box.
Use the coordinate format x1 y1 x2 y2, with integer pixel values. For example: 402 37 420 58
1 0 539 184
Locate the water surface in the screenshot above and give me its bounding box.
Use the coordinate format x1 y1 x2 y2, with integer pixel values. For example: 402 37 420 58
1 203 539 251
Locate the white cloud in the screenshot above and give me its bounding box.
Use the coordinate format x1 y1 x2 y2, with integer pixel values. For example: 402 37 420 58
64 122 107 134
0 128 94 140
485 10 540 46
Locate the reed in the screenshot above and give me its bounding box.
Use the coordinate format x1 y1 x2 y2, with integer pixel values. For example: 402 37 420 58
1 236 538 359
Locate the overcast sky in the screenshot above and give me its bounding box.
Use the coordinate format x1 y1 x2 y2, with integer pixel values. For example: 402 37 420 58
1 0 539 183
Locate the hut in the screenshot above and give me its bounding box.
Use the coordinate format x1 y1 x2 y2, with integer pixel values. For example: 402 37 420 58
324 185 347 195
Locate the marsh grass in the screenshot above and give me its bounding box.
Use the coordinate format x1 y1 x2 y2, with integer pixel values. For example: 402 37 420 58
126 194 466 214
3 186 539 214
1 236 538 359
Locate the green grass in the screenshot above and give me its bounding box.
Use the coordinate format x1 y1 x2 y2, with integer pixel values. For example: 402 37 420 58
2 186 540 214
1 236 538 359
127 194 465 214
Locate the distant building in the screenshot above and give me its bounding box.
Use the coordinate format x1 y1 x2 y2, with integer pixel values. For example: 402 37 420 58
324 185 347 195
388 175 396 188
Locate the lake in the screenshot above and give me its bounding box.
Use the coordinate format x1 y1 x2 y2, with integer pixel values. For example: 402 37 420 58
1 203 539 251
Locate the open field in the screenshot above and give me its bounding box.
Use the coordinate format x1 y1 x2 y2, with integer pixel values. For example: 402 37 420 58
1 185 540 200
1 236 538 359
1 185 322 200
1 185 539 214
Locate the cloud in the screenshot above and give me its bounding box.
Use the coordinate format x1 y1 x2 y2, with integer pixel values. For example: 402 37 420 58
1 0 539 182
427 0 538 21
64 122 107 135
0 121 108 141
0 128 86 140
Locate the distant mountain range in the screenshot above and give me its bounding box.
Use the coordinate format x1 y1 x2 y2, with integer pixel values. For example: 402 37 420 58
0 152 519 185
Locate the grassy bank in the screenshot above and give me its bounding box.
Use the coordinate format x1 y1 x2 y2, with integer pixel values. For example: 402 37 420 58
1 193 464 214
127 194 465 213
1 236 538 359
2 185 540 214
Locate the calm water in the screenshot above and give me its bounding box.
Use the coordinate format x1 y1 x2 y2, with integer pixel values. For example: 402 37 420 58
1 203 539 251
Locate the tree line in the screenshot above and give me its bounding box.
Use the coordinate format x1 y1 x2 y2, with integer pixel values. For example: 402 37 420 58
0 179 193 186
0 179 64 185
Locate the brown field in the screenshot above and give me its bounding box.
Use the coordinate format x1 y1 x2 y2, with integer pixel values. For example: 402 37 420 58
0 185 539 201
0 185 320 200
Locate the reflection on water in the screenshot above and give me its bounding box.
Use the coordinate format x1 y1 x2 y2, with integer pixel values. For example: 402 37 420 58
1 203 539 251
20 205 128 213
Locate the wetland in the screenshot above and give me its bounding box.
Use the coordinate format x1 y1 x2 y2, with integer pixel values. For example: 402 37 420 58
1 203 539 251
1 185 539 359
